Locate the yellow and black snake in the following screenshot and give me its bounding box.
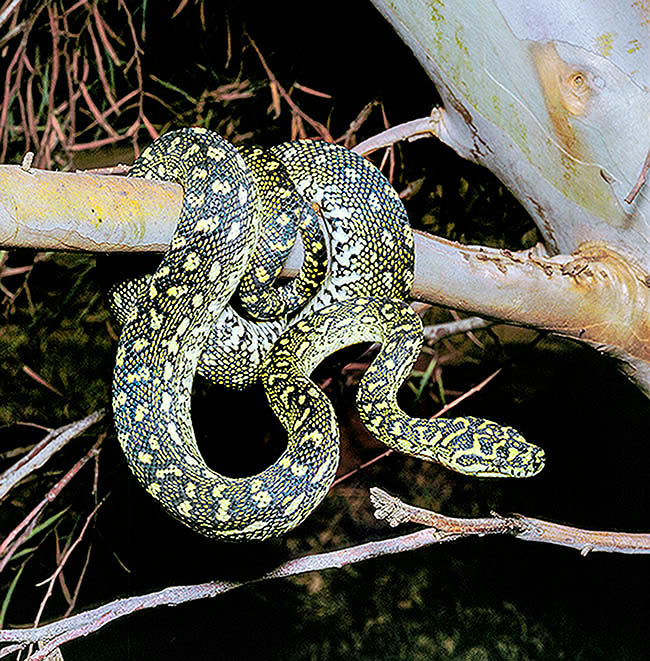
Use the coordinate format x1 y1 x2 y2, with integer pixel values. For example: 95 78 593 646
111 127 545 541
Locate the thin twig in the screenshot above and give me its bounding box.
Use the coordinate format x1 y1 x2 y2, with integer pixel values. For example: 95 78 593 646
0 0 22 30
624 146 650 204
247 34 332 141
369 487 650 555
33 498 106 627
423 316 493 346
0 525 453 660
0 410 104 502
0 435 104 563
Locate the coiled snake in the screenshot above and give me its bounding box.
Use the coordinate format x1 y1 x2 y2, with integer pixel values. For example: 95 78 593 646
112 127 545 541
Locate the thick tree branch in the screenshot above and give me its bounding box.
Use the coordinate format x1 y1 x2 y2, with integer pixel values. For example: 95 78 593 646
3 154 650 394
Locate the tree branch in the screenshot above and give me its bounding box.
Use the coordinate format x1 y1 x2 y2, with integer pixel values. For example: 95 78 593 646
2 119 650 397
369 487 650 555
0 525 456 660
0 410 104 502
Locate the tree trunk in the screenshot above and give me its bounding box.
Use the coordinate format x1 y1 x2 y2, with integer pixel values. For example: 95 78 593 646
367 0 650 392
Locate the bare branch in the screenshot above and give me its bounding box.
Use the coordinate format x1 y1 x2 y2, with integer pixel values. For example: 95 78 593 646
0 526 454 660
624 146 650 205
370 487 650 555
33 498 106 628
422 316 493 346
0 0 22 30
0 434 105 570
353 113 440 155
0 410 104 502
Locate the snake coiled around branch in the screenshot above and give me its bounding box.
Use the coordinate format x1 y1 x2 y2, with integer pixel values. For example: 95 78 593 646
111 127 545 541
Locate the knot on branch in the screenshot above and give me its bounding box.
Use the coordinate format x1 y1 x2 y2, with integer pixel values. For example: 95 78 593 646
369 487 412 527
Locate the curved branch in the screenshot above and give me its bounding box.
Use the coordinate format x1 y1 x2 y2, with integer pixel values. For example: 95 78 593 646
353 114 438 154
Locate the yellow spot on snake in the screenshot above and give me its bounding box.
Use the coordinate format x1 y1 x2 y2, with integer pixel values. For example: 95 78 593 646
226 221 240 242
177 317 190 335
138 451 152 464
150 310 163 330
211 179 232 195
171 235 186 249
134 404 148 422
182 144 200 159
183 252 200 271
163 362 174 381
212 484 227 498
208 261 221 282
215 499 231 521
167 422 181 444
147 482 161 497
133 338 149 352
253 490 272 507
161 392 172 412
284 493 305 517
206 146 225 160
255 267 270 282
178 500 193 516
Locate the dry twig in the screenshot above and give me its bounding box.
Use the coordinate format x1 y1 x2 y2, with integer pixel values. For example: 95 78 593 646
624 146 650 204
0 433 105 573
370 488 650 555
0 524 454 660
0 410 104 502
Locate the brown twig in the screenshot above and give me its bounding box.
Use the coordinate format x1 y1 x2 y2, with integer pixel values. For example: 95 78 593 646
624 146 650 204
339 100 379 148
369 487 650 555
247 34 332 141
33 497 106 628
21 365 64 397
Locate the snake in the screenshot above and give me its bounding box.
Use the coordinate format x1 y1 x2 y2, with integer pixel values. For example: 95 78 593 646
111 127 545 541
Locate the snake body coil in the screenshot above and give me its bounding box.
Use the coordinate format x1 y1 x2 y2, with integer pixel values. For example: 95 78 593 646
112 128 545 541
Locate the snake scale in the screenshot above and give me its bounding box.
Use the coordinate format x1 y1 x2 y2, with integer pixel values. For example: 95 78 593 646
112 127 545 541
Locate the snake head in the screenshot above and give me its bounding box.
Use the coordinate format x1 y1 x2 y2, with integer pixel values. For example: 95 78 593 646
424 416 545 478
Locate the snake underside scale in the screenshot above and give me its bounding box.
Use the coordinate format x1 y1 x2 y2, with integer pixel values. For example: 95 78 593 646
111 127 545 541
